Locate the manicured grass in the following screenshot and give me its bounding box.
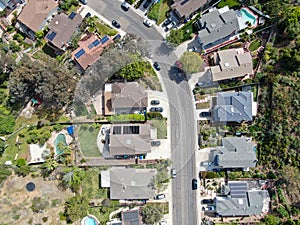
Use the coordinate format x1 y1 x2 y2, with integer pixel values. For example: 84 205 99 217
148 0 170 25
95 20 118 37
150 119 167 139
108 114 145 122
249 39 262 51
217 0 241 9
78 125 101 157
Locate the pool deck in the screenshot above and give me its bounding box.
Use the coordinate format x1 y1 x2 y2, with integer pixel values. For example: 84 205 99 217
47 130 73 154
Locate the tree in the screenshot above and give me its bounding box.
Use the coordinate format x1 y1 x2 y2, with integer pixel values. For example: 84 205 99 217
263 215 281 225
64 195 89 223
179 52 203 74
142 204 164 225
0 140 8 156
62 167 84 192
166 29 184 47
0 115 15 135
117 61 145 81
41 157 58 177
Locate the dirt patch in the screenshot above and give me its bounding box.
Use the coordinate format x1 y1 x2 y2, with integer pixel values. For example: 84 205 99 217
0 173 73 225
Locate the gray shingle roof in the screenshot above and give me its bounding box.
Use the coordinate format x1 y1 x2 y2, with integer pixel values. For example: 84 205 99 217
109 124 151 155
210 49 253 81
216 181 270 216
109 168 156 200
171 0 208 19
122 209 141 225
213 91 253 122
197 7 240 48
212 137 257 169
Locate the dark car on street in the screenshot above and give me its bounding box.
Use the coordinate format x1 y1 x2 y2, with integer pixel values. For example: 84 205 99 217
150 107 163 112
151 99 160 105
153 62 161 71
112 20 121 28
192 178 198 190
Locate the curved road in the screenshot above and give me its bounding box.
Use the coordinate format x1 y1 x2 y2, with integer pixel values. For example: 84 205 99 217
88 1 198 225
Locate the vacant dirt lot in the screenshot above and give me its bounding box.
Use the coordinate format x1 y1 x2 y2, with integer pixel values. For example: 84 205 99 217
0 173 73 225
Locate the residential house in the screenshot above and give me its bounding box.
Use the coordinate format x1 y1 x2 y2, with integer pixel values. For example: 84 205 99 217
16 0 58 39
104 82 148 115
122 209 142 225
213 91 254 123
171 0 210 21
196 6 245 53
71 33 113 71
215 181 270 217
109 123 151 157
101 167 156 200
0 0 18 11
45 12 83 51
210 48 253 82
210 137 257 171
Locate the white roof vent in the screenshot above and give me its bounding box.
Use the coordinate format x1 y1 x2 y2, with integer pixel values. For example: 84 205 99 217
126 139 132 145
224 62 230 67
210 23 216 28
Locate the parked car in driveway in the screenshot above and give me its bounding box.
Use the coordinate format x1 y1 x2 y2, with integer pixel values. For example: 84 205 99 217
151 140 161 147
202 206 215 211
200 111 211 117
150 99 160 105
192 178 198 190
201 199 214 204
188 47 197 52
143 0 152 8
143 18 155 27
79 0 87 4
163 18 172 26
112 20 121 28
153 62 161 71
150 107 163 112
165 21 176 31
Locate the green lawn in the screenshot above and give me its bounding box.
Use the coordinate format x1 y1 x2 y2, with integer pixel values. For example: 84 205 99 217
78 125 101 157
150 119 167 139
217 0 241 9
148 0 170 25
249 39 262 51
95 20 118 37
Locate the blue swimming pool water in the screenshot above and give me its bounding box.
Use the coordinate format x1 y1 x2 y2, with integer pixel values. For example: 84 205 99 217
84 217 97 225
240 8 256 26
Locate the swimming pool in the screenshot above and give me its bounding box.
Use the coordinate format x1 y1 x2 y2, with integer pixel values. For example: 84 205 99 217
240 8 257 27
54 133 67 155
82 216 98 225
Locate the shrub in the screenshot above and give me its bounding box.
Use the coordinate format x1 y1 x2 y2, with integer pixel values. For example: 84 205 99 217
147 112 163 120
16 158 26 167
31 197 49 213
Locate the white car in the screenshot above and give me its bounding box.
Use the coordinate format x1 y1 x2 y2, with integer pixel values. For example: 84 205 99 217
143 18 155 27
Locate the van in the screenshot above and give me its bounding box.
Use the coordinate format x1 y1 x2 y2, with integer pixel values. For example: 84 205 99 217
171 168 176 178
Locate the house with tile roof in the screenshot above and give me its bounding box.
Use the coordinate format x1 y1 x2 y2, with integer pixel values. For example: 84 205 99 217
215 181 270 217
45 11 83 51
104 82 148 116
101 167 156 200
171 0 210 22
213 91 254 123
71 33 113 70
211 137 257 171
16 0 58 39
210 48 253 82
109 123 151 157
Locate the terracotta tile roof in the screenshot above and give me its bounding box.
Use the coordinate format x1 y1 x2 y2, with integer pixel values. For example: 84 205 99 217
71 33 113 70
17 0 58 32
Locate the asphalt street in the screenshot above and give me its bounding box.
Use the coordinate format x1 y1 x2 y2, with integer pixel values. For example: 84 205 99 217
87 1 198 224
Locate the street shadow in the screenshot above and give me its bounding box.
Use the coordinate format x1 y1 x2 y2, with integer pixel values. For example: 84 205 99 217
167 66 187 84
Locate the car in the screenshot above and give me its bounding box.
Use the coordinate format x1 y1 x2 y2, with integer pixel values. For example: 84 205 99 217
153 62 161 71
79 0 87 4
143 0 152 8
171 168 176 178
151 140 161 147
143 18 154 27
188 47 198 52
121 1 130 11
112 20 121 28
200 111 211 117
150 107 163 112
150 100 160 105
192 178 198 190
201 199 214 204
85 12 91 18
202 206 215 211
163 18 172 26
155 194 165 200
165 21 176 30
113 34 122 41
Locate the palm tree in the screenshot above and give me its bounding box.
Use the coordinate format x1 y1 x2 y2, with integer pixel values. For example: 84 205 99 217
62 167 84 192
42 157 58 177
